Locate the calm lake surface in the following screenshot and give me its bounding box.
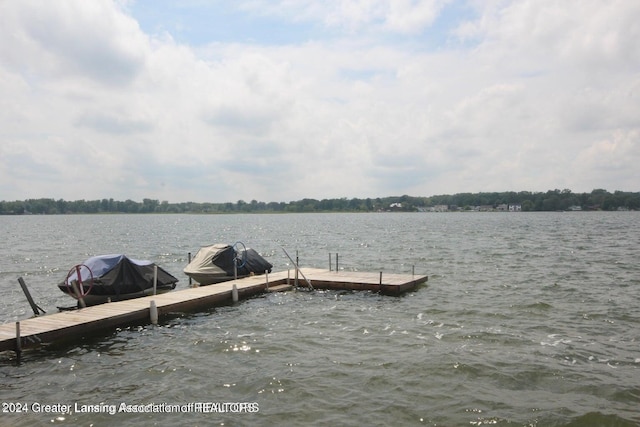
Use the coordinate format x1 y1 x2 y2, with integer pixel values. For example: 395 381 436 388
1 212 639 426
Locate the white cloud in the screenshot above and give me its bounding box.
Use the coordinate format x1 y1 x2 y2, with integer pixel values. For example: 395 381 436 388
574 129 640 191
1 0 147 86
237 0 448 34
0 0 638 203
384 0 447 33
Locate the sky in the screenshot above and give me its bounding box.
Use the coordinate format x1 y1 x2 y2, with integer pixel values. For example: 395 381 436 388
1 0 638 203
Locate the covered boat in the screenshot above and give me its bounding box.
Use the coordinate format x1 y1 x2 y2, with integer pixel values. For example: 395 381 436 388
184 243 273 285
57 254 179 306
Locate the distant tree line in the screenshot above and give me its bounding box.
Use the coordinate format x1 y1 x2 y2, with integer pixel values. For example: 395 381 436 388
427 189 639 211
1 189 638 215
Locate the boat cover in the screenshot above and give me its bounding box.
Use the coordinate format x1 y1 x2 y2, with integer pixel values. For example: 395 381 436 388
58 254 179 297
183 244 273 284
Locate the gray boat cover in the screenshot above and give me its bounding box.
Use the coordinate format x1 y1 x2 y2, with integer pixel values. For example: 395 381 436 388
183 244 272 283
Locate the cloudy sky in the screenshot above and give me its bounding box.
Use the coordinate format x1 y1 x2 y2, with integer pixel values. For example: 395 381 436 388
1 1 638 203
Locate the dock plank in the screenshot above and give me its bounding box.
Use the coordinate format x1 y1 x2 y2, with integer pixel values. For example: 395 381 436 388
1 269 427 354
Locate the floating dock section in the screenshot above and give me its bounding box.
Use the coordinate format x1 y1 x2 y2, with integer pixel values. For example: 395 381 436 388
0 268 428 355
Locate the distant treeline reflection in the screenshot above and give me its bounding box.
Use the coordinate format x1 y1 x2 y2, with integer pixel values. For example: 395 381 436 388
1 189 638 215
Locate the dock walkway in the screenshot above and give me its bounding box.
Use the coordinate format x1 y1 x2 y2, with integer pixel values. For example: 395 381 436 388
1 268 427 354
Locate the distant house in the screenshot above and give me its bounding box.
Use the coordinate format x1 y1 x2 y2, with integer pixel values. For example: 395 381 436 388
390 202 402 209
430 205 449 212
495 204 522 212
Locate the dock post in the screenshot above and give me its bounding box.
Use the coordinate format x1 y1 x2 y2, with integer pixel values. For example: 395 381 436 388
150 300 158 325
329 253 332 271
379 272 383 285
336 253 339 272
232 284 239 303
265 270 269 291
15 322 21 362
153 265 158 295
295 251 299 288
188 252 192 286
412 265 415 277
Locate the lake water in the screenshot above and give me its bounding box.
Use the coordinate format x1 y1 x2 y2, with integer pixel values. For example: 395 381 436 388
1 212 638 426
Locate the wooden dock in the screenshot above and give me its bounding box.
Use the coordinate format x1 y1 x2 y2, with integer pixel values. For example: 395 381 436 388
0 268 427 354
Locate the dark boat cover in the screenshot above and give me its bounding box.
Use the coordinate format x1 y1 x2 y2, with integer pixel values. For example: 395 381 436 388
58 254 179 297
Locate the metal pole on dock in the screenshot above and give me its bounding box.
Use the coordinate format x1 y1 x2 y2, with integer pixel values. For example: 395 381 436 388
15 322 21 362
295 250 299 287
281 247 313 290
153 265 158 295
336 253 339 272
188 252 192 286
265 270 269 291
232 284 239 303
329 253 332 271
